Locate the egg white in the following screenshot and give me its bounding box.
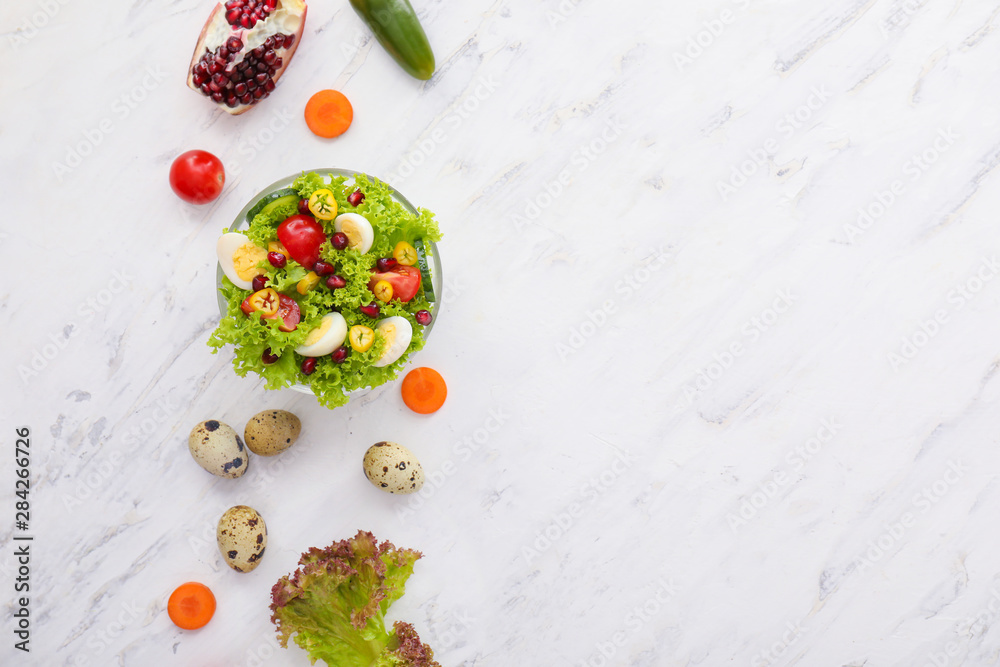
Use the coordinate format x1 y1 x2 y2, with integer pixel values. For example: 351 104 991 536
334 213 375 254
294 312 348 357
373 316 413 367
217 232 266 290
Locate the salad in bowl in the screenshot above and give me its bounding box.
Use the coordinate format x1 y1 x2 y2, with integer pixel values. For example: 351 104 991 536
209 169 442 409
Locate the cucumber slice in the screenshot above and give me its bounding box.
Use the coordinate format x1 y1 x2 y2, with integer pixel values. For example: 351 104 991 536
413 238 435 302
246 188 299 222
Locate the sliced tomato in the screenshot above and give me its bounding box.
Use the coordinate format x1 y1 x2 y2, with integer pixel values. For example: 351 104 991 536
277 214 326 268
368 265 421 303
240 288 279 316
262 294 300 332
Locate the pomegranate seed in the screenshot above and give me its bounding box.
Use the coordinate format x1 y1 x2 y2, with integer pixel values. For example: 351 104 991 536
262 348 279 365
234 82 248 96
295 199 310 215
376 258 398 272
252 275 269 291
264 79 276 92
211 91 224 103
266 0 277 8
325 275 347 289
225 0 239 8
255 72 268 84
331 346 349 364
301 357 317 375
253 45 265 58
226 8 241 23
283 34 295 48
240 92 253 104
359 303 380 318
273 56 283 68
268 252 287 268
227 95 239 107
264 49 276 64
240 13 252 28
195 62 208 75
193 73 207 86
219 46 230 59
347 190 364 206
313 261 335 276
253 87 264 99
200 83 211 95
415 310 433 326
330 232 349 250
256 61 269 72
208 61 223 75
227 36 243 51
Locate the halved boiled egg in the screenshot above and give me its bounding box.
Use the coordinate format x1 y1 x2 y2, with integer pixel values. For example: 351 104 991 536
294 312 348 357
218 232 268 290
334 213 374 254
373 316 413 368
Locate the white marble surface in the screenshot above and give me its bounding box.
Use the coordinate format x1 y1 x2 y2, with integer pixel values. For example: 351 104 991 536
5 0 1000 665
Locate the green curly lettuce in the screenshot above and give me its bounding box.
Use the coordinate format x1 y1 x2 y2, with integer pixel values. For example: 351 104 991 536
208 172 442 409
270 531 440 667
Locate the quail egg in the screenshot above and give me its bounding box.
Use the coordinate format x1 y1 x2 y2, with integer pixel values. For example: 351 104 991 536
362 441 425 494
216 505 267 573
188 420 249 478
244 409 302 456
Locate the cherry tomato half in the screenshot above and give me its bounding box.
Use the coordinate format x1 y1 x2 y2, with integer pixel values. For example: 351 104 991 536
262 293 300 332
368 265 421 303
277 215 326 268
169 150 225 204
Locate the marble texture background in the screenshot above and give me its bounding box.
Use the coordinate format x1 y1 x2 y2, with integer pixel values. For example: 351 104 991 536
4 0 1000 665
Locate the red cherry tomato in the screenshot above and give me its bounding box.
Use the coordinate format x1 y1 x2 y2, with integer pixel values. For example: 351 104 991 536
169 150 225 204
277 215 326 268
262 293 300 332
368 265 421 303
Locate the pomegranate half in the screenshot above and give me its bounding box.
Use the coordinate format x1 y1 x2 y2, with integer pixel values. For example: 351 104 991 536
186 0 307 115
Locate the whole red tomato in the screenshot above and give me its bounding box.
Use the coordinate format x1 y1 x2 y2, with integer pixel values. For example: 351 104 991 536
277 214 326 268
170 150 225 204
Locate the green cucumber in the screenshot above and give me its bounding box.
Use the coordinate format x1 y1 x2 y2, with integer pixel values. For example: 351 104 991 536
246 188 299 223
349 0 436 80
413 238 435 302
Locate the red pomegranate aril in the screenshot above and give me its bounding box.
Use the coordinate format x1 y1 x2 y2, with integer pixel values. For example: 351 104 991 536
313 261 335 276
347 190 364 206
325 275 347 289
273 56 283 68
208 61 223 75
226 8 241 23
234 82 247 96
268 252 287 268
283 34 295 48
193 73 207 86
415 310 433 326
331 346 349 364
195 61 208 75
253 45 265 58
252 275 269 291
266 0 277 8
253 87 264 99
227 95 239 108
200 83 211 95
256 61 269 72
330 232 349 250
296 199 310 215
301 357 317 375
376 257 398 272
225 0 239 8
255 72 268 84
240 13 252 28
264 79 276 92
262 347 279 365
227 36 243 51
264 49 276 64
359 303 380 318
219 46 230 59
211 91 224 103
240 92 253 104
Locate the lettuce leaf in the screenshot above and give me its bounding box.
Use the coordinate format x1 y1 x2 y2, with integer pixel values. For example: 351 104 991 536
208 172 442 409
270 531 439 667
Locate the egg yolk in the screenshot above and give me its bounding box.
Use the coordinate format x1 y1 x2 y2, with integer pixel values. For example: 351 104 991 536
303 318 332 346
340 220 362 248
233 243 268 280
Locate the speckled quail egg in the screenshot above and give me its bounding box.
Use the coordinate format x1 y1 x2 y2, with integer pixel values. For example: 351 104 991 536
362 441 425 494
188 420 249 478
244 409 301 456
216 505 267 573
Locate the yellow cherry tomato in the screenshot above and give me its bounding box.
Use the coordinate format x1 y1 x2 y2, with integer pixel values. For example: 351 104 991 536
268 241 288 255
308 189 338 220
373 280 394 303
296 271 321 294
349 325 375 353
248 288 279 316
393 241 418 266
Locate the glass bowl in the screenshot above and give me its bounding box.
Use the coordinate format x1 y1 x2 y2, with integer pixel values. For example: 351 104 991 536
216 168 442 396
